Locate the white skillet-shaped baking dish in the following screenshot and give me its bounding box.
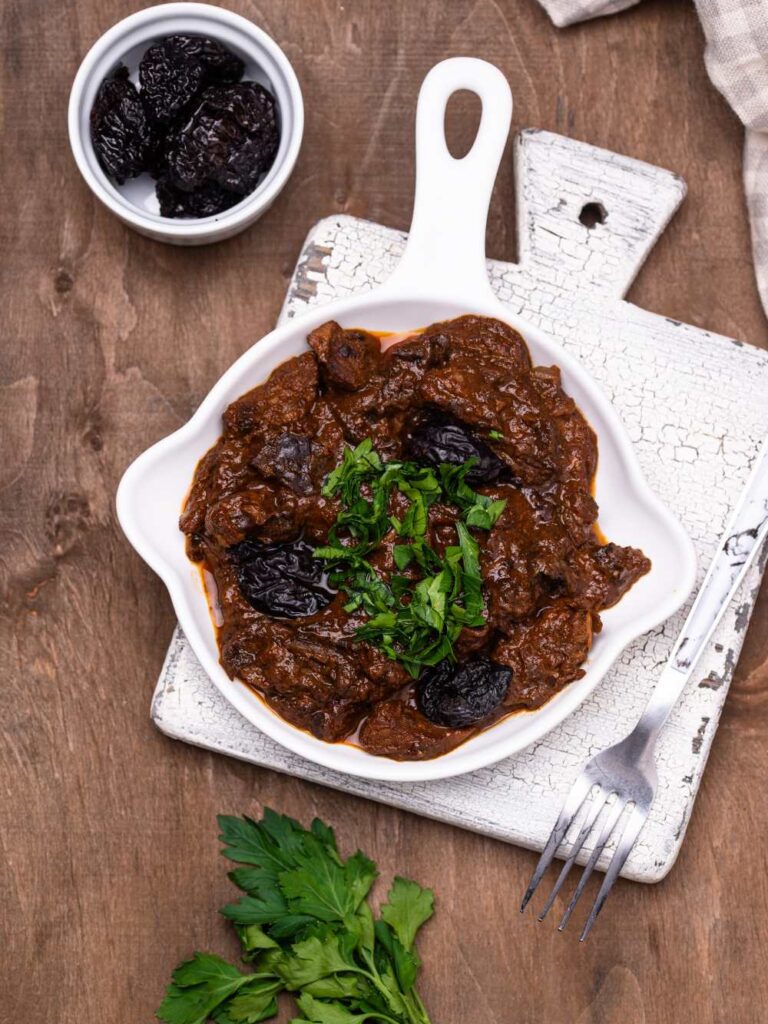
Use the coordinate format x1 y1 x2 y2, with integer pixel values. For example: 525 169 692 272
117 58 697 782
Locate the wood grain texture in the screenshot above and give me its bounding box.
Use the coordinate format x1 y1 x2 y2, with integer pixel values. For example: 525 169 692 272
2 1 767 1022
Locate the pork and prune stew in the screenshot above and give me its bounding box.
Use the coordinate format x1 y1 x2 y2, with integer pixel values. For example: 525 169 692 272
181 315 650 760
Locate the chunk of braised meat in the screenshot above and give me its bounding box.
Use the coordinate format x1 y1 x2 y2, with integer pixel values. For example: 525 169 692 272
163 82 279 195
356 642 413 694
484 530 547 623
558 484 599 544
482 490 570 623
291 495 340 546
417 658 511 728
592 542 651 605
387 331 451 368
205 487 298 546
530 371 598 540
493 602 594 709
565 542 652 609
454 623 492 658
267 691 369 743
218 618 370 741
223 352 318 436
156 176 240 218
321 397 409 458
90 65 154 183
229 537 335 618
302 402 348 485
307 321 383 392
306 325 447 454
180 435 261 539
182 435 337 551
532 365 597 488
415 327 557 487
253 433 313 495
405 411 507 485
358 700 470 760
220 626 408 741
418 315 532 376
139 35 244 126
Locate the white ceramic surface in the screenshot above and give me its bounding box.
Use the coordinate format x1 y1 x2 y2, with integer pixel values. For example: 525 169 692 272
117 58 697 781
68 3 303 245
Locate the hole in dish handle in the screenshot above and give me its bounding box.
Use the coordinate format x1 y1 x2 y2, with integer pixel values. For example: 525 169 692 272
381 58 513 304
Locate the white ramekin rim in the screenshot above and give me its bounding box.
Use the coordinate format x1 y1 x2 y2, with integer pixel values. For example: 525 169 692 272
68 3 304 242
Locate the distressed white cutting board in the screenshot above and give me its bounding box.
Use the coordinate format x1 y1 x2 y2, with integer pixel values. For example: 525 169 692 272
152 130 768 883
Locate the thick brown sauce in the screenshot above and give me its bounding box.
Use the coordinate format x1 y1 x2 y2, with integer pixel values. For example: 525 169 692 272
181 315 650 761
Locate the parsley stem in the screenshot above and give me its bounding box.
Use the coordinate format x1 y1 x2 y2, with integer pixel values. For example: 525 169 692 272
359 949 431 1024
401 989 431 1024
403 987 432 1024
357 963 406 1005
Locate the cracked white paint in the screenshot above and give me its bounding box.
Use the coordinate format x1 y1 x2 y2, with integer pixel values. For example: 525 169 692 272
152 131 768 884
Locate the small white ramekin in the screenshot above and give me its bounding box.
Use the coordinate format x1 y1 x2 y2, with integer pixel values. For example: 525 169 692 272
68 3 304 245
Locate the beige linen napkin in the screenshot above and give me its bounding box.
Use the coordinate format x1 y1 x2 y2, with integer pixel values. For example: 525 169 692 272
537 0 768 320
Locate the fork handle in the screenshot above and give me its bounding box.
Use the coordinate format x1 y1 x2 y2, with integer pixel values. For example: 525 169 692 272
634 434 768 746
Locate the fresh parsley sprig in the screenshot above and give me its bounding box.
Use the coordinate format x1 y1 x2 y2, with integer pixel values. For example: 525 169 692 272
156 809 435 1024
314 439 506 676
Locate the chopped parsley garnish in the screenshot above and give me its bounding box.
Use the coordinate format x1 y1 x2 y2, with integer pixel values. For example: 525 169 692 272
157 809 435 1024
314 438 506 677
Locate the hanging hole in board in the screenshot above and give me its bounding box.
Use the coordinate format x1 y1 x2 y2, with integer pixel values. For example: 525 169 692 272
444 90 482 159
579 202 607 229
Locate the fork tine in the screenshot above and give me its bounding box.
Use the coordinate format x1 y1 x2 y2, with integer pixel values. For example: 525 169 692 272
537 791 610 921
520 773 594 913
557 795 626 932
579 804 648 942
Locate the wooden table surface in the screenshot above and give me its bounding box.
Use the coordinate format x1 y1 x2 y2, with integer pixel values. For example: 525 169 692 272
3 1 768 1021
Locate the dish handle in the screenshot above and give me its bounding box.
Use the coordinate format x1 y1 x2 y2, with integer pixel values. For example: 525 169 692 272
379 57 513 305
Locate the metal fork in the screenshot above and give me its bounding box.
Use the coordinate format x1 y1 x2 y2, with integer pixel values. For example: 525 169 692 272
521 435 768 940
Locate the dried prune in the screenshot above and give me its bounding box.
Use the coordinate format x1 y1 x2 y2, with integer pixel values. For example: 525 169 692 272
90 65 153 183
156 177 240 218
230 537 335 618
406 413 506 485
163 82 279 195
253 434 313 495
417 657 511 728
139 35 244 126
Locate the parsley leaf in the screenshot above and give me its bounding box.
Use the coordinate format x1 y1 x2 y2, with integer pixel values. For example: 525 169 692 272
215 979 282 1023
157 811 434 1024
292 992 382 1023
301 975 364 1000
373 922 420 993
237 924 279 953
275 933 360 990
219 893 316 939
379 879 435 952
157 953 254 1024
344 852 379 908
279 856 363 924
220 812 375 936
